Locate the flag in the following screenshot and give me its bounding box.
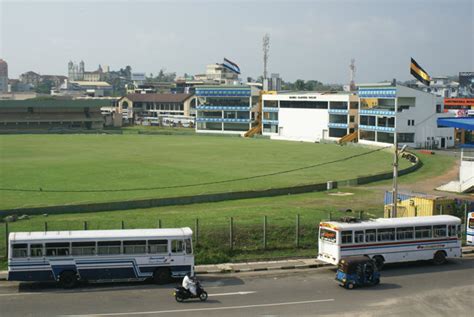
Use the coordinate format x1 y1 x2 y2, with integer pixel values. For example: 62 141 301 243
410 58 431 86
222 58 241 74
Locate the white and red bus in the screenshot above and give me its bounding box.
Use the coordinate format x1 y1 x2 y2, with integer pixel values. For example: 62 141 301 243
467 212 474 246
318 215 462 268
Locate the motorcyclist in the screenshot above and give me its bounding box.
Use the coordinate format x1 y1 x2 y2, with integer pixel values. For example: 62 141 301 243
182 274 197 296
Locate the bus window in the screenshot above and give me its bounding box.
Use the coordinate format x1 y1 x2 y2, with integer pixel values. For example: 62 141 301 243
72 242 95 256
123 240 146 254
415 226 432 239
148 240 168 254
354 230 364 243
185 239 192 254
45 243 70 256
365 229 376 242
433 225 447 237
396 227 414 240
98 241 121 255
448 225 456 237
320 229 336 243
469 218 474 229
457 225 462 238
341 231 353 244
171 240 184 253
30 244 44 257
12 244 28 258
377 228 395 241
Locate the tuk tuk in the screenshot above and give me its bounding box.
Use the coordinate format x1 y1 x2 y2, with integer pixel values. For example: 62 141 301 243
336 256 380 289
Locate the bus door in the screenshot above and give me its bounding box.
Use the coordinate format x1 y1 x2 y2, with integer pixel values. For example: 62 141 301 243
170 238 194 277
468 212 474 245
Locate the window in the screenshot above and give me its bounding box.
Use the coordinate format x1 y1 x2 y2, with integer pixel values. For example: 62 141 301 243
415 226 432 239
123 240 146 254
45 243 70 257
148 240 168 254
396 227 414 240
72 242 95 256
349 116 355 123
354 230 364 243
469 218 474 229
398 133 415 143
12 243 28 258
377 228 395 241
27 107 34 114
365 229 376 243
320 229 336 243
341 231 352 244
280 101 328 109
448 225 457 237
185 239 192 254
98 241 121 255
171 240 184 253
433 225 447 238
30 244 43 257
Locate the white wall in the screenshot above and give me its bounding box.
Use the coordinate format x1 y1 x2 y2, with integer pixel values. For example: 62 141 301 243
274 108 329 142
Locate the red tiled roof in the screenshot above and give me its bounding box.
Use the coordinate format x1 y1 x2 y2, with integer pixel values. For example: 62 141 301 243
122 93 193 103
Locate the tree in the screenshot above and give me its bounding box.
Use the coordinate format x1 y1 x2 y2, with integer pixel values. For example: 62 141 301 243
35 80 53 94
295 79 305 91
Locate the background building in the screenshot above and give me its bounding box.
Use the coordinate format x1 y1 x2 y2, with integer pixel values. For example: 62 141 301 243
415 76 459 98
68 60 105 82
0 59 9 93
118 93 195 126
195 85 259 134
263 73 282 91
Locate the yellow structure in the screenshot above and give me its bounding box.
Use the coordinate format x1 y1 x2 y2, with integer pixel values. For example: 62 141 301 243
338 130 358 145
384 191 455 218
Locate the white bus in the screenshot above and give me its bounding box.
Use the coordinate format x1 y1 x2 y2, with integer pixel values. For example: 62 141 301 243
318 215 462 268
467 212 474 246
8 228 194 288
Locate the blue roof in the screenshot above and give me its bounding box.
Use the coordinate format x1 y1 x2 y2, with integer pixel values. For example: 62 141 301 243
437 117 474 130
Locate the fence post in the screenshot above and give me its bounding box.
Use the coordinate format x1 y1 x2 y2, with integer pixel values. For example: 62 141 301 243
263 216 267 250
44 222 48 232
195 219 199 246
229 217 234 251
329 212 332 221
5 222 9 259
121 221 125 229
295 214 300 248
440 205 443 215
83 221 88 230
359 210 363 220
158 219 162 228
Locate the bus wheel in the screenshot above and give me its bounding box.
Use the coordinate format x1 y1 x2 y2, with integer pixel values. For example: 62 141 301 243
433 251 447 265
153 268 171 285
346 282 355 289
59 271 78 289
373 256 385 270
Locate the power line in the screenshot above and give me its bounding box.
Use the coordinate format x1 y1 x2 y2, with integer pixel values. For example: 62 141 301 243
0 146 391 193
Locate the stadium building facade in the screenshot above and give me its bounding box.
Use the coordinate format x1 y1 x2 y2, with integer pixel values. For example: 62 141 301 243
195 85 260 134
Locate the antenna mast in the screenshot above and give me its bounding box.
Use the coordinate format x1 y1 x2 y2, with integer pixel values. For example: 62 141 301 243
263 34 270 80
349 58 356 91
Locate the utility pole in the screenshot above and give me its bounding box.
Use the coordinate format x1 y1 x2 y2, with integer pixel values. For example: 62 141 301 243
391 136 399 218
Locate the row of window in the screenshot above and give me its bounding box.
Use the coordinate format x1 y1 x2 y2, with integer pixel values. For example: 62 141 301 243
143 104 184 111
280 101 328 109
11 239 192 258
340 225 461 244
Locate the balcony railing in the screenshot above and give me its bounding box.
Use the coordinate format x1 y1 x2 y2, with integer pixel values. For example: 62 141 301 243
328 109 348 114
197 105 251 111
328 123 348 129
262 119 279 124
359 125 395 132
262 107 279 112
196 117 251 123
359 109 396 116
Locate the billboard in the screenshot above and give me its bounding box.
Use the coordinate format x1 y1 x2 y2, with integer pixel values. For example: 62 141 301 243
131 72 146 82
459 72 474 98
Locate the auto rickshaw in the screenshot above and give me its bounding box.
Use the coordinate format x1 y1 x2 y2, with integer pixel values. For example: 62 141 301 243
335 256 380 289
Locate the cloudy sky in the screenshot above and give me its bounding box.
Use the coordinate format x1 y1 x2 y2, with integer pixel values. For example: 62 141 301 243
1 0 473 83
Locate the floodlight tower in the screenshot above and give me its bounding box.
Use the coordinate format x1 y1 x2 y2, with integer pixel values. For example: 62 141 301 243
349 58 356 91
263 34 270 80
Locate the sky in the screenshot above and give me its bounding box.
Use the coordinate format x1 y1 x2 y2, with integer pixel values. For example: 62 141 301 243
1 0 473 83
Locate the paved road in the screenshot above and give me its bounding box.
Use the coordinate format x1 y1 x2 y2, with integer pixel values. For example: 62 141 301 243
0 257 473 317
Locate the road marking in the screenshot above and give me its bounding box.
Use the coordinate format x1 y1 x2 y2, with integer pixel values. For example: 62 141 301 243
62 298 335 316
0 292 38 297
209 291 256 297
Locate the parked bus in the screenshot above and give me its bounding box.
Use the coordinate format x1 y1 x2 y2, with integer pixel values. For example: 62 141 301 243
318 215 462 268
467 212 474 246
8 228 194 288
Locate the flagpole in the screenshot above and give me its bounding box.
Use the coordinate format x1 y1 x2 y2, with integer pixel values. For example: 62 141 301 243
391 134 398 218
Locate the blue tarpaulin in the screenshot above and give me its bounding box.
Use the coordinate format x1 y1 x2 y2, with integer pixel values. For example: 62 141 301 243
437 117 474 130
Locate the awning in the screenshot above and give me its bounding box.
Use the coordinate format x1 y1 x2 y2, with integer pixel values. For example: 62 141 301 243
437 117 474 131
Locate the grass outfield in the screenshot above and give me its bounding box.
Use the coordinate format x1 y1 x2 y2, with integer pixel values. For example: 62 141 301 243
0 134 409 210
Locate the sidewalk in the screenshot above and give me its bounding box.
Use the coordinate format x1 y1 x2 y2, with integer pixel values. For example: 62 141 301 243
1 247 473 281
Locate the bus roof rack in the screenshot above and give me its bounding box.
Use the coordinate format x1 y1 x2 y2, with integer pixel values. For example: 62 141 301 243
339 216 361 223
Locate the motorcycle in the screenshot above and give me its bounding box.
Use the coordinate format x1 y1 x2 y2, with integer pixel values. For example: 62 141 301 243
174 279 208 302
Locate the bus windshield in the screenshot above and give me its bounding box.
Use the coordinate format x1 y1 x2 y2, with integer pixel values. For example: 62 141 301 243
320 228 337 243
